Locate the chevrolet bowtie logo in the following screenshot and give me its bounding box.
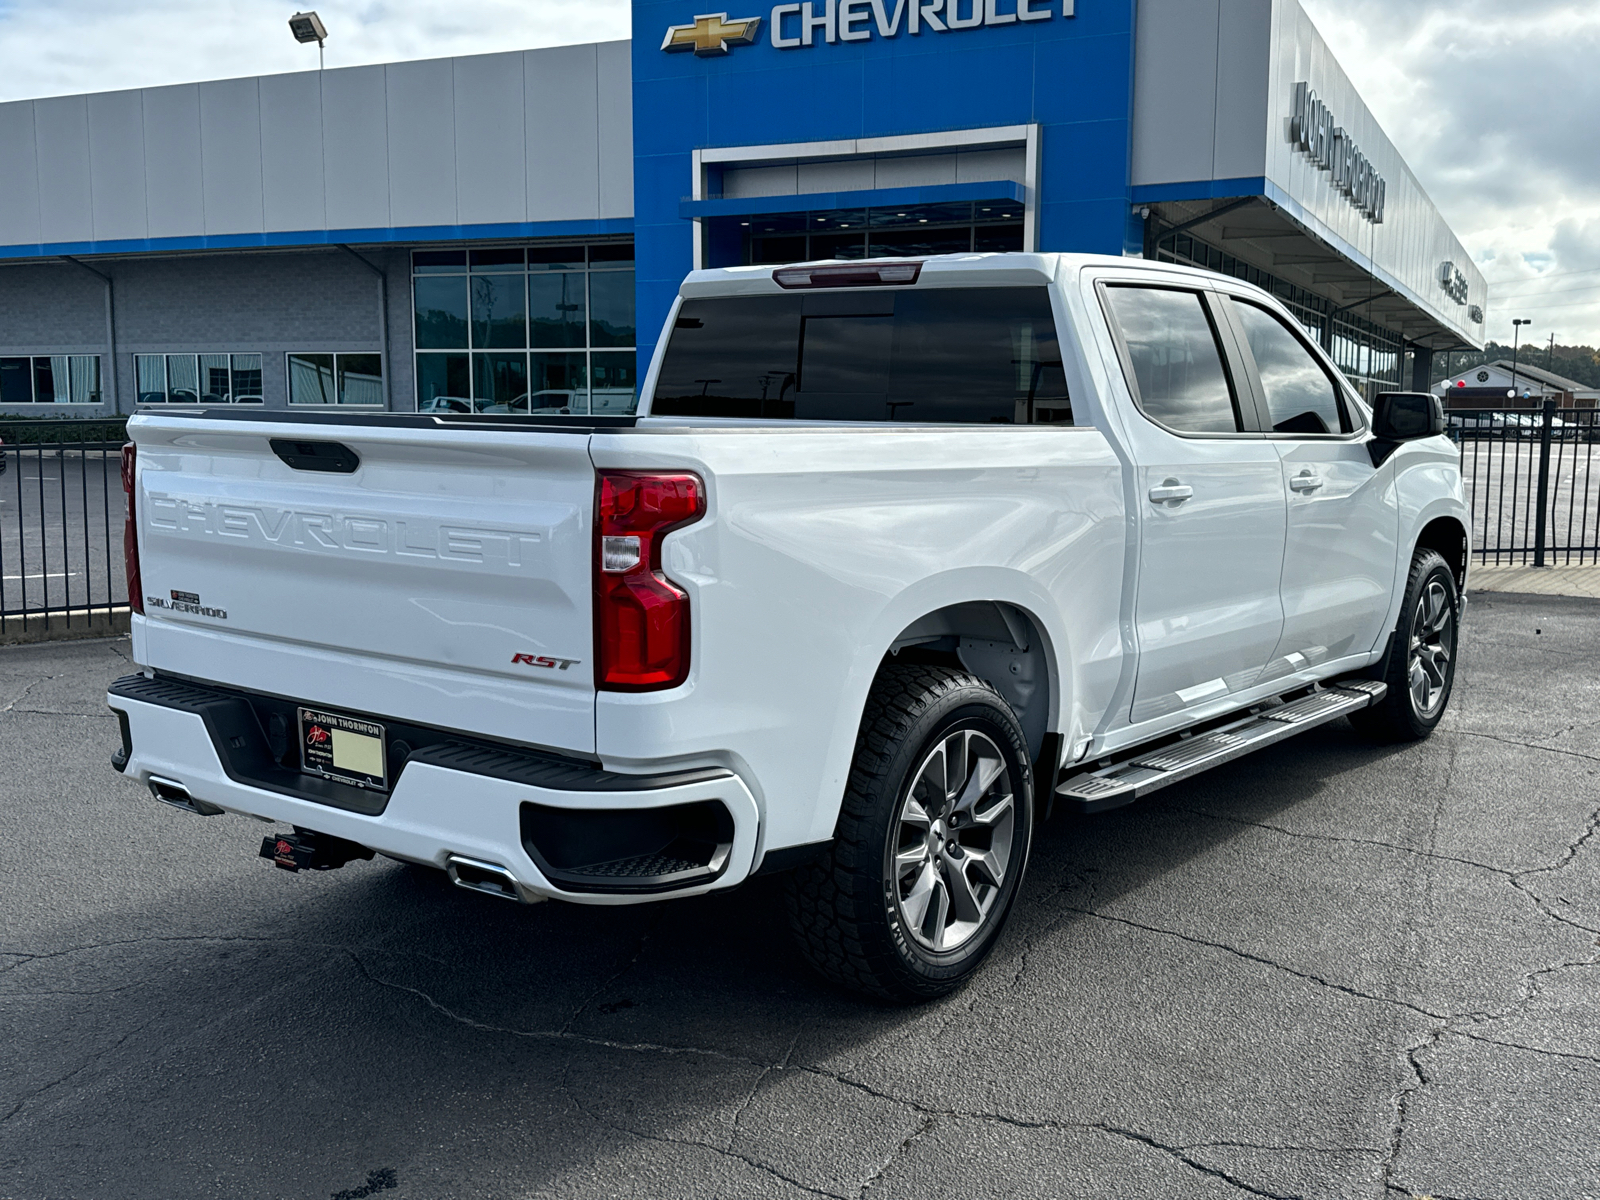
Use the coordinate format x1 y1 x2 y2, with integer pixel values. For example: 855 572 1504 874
661 12 763 56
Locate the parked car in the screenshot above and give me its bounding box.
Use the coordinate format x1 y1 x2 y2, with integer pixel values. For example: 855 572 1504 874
523 389 580 415
1449 409 1587 443
108 252 1469 1002
420 396 537 415
591 387 638 415
418 396 476 414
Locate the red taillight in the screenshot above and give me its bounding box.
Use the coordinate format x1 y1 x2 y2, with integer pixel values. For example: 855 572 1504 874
594 471 705 691
121 443 143 615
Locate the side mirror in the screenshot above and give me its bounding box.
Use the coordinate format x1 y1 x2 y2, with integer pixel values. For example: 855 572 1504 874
1369 392 1444 466
1372 392 1443 440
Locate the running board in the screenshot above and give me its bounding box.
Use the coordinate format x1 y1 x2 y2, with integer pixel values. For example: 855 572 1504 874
1057 681 1387 815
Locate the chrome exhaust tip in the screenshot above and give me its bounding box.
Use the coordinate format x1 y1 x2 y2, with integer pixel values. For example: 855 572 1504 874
147 776 224 817
445 855 542 904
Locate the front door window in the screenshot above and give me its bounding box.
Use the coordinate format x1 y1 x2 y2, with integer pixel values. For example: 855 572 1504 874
1233 300 1349 435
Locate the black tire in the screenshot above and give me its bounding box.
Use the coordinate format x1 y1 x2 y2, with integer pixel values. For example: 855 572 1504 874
785 665 1035 1003
1349 548 1460 743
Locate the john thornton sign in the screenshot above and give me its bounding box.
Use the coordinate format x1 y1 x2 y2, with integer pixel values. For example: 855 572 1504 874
663 0 1076 53
1290 82 1387 224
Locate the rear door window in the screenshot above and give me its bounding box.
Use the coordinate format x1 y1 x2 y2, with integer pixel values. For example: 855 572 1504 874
1231 300 1350 435
1101 286 1242 435
651 287 1071 424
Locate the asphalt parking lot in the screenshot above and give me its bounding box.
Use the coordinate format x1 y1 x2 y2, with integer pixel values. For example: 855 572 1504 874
2 592 1597 1200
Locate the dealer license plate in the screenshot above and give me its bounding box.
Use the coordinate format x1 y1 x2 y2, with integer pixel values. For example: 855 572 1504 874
298 707 388 791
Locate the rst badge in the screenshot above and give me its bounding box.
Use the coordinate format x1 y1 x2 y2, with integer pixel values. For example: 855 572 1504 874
512 653 581 671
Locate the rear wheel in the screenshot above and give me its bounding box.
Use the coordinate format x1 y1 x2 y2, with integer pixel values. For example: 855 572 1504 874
786 665 1034 1002
1350 548 1459 742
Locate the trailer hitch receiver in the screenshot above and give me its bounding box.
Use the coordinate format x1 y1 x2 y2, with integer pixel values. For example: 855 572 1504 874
259 827 375 873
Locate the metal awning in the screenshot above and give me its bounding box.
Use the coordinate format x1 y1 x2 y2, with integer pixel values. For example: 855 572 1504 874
1144 197 1477 353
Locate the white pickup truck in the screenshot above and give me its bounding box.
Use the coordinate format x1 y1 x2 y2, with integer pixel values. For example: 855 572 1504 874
108 252 1468 1001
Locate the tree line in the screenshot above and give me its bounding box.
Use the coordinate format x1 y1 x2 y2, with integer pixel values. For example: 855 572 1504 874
1436 341 1600 389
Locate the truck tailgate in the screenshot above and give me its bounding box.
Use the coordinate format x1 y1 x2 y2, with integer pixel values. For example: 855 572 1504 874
128 414 599 755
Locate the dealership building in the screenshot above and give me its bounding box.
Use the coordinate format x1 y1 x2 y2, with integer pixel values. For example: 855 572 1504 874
0 0 1486 418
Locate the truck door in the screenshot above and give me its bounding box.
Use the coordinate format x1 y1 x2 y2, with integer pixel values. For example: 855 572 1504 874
1220 295 1398 675
1100 283 1288 725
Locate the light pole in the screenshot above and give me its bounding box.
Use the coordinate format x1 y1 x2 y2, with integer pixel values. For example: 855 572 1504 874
1510 318 1531 406
289 11 328 71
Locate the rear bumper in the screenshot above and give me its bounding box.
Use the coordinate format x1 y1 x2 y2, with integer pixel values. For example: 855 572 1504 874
107 675 760 906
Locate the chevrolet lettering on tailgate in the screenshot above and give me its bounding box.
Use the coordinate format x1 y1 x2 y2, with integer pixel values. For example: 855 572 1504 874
146 497 546 566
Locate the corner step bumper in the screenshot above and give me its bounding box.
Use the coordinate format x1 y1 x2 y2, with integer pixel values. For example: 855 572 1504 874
1057 681 1387 814
106 673 761 905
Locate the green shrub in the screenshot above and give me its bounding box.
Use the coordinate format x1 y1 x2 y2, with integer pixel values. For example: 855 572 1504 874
0 414 130 445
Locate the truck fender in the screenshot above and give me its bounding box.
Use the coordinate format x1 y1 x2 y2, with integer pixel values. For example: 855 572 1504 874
1374 446 1470 651
803 567 1071 845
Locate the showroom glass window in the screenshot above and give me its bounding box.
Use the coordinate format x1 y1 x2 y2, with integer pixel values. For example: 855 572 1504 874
412 242 636 416
0 356 102 405
134 354 262 404
286 353 384 405
734 201 1024 267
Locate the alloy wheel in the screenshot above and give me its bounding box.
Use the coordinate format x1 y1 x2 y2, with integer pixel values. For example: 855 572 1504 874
890 728 1017 953
1408 578 1454 718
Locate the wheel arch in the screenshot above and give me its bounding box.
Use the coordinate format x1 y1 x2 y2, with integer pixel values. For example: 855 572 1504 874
803 574 1071 848
1415 515 1470 593
1363 510 1470 684
879 599 1058 771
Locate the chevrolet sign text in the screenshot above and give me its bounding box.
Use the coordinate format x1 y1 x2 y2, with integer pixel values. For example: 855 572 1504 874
770 0 1073 48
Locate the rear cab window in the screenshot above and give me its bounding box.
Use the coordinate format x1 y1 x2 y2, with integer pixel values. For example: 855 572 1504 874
650 287 1072 425
1100 285 1243 435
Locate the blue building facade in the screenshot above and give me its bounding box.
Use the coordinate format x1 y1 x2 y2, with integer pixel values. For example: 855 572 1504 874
630 0 1137 367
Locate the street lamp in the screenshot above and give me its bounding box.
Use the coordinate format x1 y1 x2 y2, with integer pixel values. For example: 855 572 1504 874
289 11 328 71
1510 318 1531 405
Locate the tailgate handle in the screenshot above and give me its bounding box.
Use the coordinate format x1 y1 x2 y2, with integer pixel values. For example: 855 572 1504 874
269 439 360 474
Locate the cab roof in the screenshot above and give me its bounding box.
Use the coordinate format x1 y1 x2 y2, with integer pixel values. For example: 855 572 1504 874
678 251 1226 297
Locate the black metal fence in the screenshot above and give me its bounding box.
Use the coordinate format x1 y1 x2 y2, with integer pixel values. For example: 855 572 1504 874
0 403 1594 634
1450 401 1600 566
0 417 130 633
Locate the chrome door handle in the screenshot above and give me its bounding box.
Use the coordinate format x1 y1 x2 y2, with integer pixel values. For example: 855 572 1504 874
1289 471 1324 492
1148 481 1193 503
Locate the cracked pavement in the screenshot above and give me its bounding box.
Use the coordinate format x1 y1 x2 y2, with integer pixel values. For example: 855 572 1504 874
2 592 1598 1199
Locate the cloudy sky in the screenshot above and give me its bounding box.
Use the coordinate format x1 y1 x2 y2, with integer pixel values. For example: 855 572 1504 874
1300 0 1600 351
0 0 1593 349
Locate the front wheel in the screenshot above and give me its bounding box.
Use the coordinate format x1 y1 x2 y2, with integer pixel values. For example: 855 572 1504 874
785 666 1034 1002
1350 548 1460 742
